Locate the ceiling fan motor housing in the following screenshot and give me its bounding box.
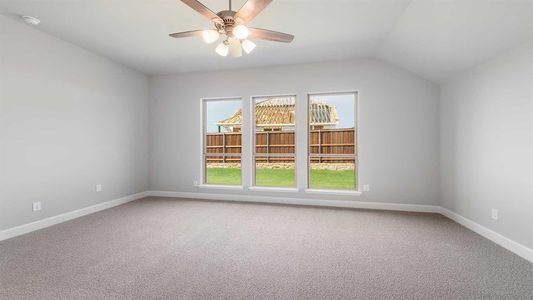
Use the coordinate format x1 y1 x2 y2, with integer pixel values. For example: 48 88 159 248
215 10 237 34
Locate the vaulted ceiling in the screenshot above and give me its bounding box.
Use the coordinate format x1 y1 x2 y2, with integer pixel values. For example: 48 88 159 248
1 0 532 82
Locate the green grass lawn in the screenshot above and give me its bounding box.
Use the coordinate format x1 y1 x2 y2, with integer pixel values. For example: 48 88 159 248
255 168 296 187
206 167 355 189
309 169 355 190
206 168 242 185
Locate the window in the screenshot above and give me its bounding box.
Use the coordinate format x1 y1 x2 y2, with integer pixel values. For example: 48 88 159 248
308 92 358 190
200 92 359 193
202 98 242 185
252 96 296 187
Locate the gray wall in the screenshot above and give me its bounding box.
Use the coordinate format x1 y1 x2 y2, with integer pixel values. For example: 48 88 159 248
0 15 149 230
440 41 533 249
149 59 440 205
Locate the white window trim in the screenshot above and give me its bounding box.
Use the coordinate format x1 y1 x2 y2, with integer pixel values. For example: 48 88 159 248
197 184 244 191
200 97 244 188
198 91 361 196
306 91 360 192
248 186 299 193
305 188 362 196
250 94 298 189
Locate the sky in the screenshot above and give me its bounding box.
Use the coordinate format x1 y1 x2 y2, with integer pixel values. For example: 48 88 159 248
205 94 356 133
205 99 241 133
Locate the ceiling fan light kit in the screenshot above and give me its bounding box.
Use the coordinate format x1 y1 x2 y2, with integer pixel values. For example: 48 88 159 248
170 0 294 57
202 29 220 44
241 39 256 54
228 37 243 57
215 41 230 57
232 24 249 39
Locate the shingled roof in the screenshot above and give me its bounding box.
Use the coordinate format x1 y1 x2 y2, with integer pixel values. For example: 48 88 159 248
217 97 338 127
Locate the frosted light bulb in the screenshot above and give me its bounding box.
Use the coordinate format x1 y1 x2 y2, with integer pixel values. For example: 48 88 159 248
215 41 229 56
232 25 249 39
241 39 256 54
202 30 220 44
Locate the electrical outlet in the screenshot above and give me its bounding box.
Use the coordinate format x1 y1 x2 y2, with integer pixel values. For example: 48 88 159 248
32 201 41 212
96 184 103 192
193 180 199 186
491 209 498 220
363 184 370 192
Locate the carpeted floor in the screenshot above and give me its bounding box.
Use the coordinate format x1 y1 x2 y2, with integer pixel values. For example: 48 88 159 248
1 197 532 299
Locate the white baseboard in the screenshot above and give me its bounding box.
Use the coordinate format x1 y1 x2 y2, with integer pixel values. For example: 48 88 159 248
148 190 533 263
439 207 533 263
3 189 531 264
0 191 149 242
146 190 441 213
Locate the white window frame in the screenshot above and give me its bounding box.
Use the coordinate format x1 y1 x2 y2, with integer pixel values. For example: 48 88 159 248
251 94 298 188
200 97 243 187
306 91 359 192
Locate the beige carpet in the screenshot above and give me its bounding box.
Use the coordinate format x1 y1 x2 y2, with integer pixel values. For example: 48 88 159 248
1 197 532 299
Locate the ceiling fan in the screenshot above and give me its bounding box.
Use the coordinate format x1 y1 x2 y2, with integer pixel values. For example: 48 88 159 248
169 0 294 57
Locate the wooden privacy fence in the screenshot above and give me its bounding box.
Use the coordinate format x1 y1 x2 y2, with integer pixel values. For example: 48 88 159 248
206 128 355 163
309 128 356 163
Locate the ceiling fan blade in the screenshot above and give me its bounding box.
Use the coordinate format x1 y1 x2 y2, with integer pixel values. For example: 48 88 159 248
169 30 203 38
180 0 224 25
249 28 294 43
234 0 273 24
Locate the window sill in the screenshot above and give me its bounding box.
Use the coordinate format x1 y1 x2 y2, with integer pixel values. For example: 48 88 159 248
305 189 362 196
196 184 244 191
248 186 299 193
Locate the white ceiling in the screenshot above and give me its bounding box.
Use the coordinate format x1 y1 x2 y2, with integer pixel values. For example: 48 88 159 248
0 0 532 81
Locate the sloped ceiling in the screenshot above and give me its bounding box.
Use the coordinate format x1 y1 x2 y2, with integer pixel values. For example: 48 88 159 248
0 0 532 82
377 0 533 81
